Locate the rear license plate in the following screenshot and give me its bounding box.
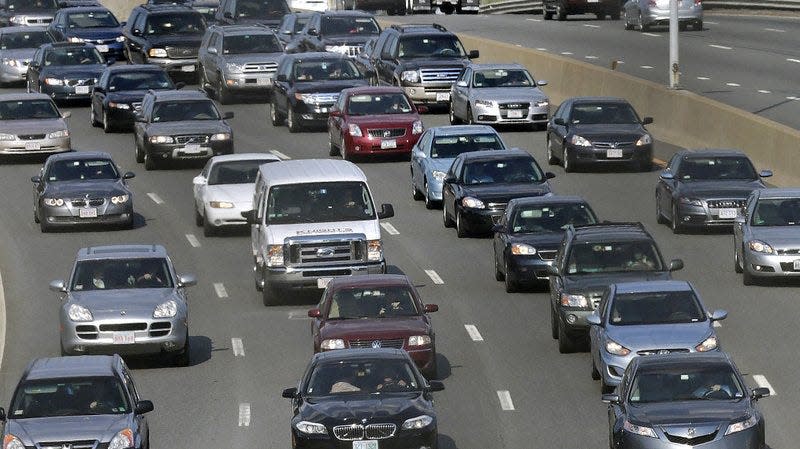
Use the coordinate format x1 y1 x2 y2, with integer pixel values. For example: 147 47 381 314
718 208 738 219
183 144 202 154
606 149 623 158
353 441 378 449
181 65 196 72
381 139 397 149
75 85 90 94
317 277 333 289
96 44 109 53
79 208 97 218
794 260 800 271
112 331 135 344
24 142 41 150
436 92 450 102
256 77 271 86
507 109 524 118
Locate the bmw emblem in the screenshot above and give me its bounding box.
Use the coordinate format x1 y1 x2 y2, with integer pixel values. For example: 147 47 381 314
658 349 669 355
371 340 382 348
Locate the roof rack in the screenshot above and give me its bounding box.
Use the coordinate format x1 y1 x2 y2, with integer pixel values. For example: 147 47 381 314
390 23 448 32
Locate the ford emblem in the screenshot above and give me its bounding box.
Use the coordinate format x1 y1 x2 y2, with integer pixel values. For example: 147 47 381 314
316 248 335 257
371 340 381 348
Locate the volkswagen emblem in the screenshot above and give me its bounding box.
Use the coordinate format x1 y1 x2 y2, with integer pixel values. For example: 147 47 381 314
383 130 392 138
371 340 382 348
687 427 696 437
657 349 670 355
316 248 335 257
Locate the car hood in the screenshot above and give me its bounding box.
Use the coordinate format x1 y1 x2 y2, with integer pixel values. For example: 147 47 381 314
43 180 128 198
347 113 419 126
320 317 429 340
223 53 282 65
146 34 203 47
462 182 552 202
68 288 176 313
628 400 750 426
3 118 66 134
300 393 432 424
293 79 369 94
606 322 712 349
676 180 764 198
40 65 105 79
105 90 151 103
7 415 131 444
563 271 673 292
471 87 547 102
321 35 376 46
506 231 564 247
399 57 470 71
204 183 254 204
569 123 646 141
146 120 230 134
268 220 381 244
68 28 123 40
0 48 36 61
749 226 800 245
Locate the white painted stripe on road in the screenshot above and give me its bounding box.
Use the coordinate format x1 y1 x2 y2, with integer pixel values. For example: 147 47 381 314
640 65 654 69
525 18 541 22
536 47 548 51
232 338 245 357
757 90 771 94
424 270 444 285
709 44 732 50
213 282 228 298
765 28 785 32
585 55 598 59
560 51 573 55
713 320 721 328
238 403 251 426
705 20 718 24
514 43 522 47
380 222 399 235
642 32 660 37
753 375 776 395
185 234 201 248
147 193 164 204
726 83 740 87
787 58 800 64
270 150 291 160
696 76 710 80
497 390 515 411
787 96 799 101
584 24 600 28
288 310 311 320
464 324 484 341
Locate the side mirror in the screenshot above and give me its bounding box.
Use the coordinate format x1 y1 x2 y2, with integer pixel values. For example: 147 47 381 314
135 400 154 414
424 303 438 313
123 171 135 179
49 279 67 293
751 387 770 400
223 111 234 120
276 74 287 82
545 172 556 179
553 117 566 126
416 105 428 113
207 46 218 54
601 393 619 404
659 171 674 180
545 265 559 276
307 28 318 36
378 203 394 219
586 312 602 326
131 28 142 36
31 175 41 183
134 113 145 122
734 216 745 226
193 175 207 185
241 209 257 224
759 169 773 178
175 81 186 90
709 309 728 321
642 116 654 125
456 80 467 87
93 86 105 94
120 21 126 26
178 274 197 288
668 259 684 272
468 49 479 59
223 11 233 18
282 29 292 35
61 111 71 118
537 80 548 86
282 387 298 398
427 380 445 392
307 308 321 318
106 57 116 66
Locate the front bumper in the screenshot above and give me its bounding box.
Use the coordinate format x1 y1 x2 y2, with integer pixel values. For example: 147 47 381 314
204 202 251 228
39 201 133 227
146 140 233 162
0 136 69 155
616 425 760 449
424 177 444 201
223 72 275 92
345 132 420 157
472 102 549 125
646 7 703 25
42 83 97 101
506 255 553 283
61 316 188 356
558 306 593 335
263 261 386 291
744 250 800 277
674 203 742 228
403 84 453 104
147 57 198 74
568 142 652 167
458 206 506 234
105 104 139 127
293 427 437 449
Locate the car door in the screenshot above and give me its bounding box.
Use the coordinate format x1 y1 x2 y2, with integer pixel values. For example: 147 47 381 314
203 31 223 85
126 11 147 63
133 96 152 152
451 67 471 118
375 34 397 86
328 93 346 147
27 48 43 91
272 60 291 114
410 130 431 191
442 157 463 220
550 101 571 159
92 70 109 120
32 164 47 217
49 11 66 41
589 291 610 370
310 293 327 350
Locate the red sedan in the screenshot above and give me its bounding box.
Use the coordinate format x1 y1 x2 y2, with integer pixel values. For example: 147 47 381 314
327 86 426 161
308 274 439 379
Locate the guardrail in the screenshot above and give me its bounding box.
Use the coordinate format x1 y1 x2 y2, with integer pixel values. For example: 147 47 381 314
477 0 800 13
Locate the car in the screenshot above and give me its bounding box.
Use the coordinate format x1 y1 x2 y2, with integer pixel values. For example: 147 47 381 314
493 195 597 292
546 96 654 172
187 0 219 22
308 274 439 378
0 26 54 86
51 244 197 364
623 0 702 32
603 352 770 449
410 124 507 209
281 349 443 449
327 86 425 161
26 42 111 101
285 10 380 57
733 188 800 285
655 149 772 234
548 222 684 353
90 64 176 133
198 24 284 104
449 62 549 130
442 148 556 237
0 355 154 449
0 0 58 27
31 151 135 231
588 280 727 393
270 52 370 132
214 0 290 28
276 11 312 46
48 6 126 62
543 0 619 20
0 92 70 157
352 35 377 81
133 89 235 170
192 152 280 236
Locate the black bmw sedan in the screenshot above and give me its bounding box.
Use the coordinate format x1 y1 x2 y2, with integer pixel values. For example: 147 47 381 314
282 348 443 449
90 64 176 132
26 42 111 102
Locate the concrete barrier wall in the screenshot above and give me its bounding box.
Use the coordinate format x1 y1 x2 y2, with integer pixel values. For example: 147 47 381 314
102 0 137 22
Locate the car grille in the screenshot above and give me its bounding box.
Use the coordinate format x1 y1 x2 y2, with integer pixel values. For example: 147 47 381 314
366 128 406 138
243 61 278 73
499 102 530 110
26 17 52 24
637 348 691 356
779 262 800 272
70 197 105 207
664 431 717 446
149 321 172 337
99 323 147 331
538 250 557 261
707 199 745 209
175 134 209 144
89 38 117 45
38 440 96 449
419 67 462 84
165 46 198 59
75 323 172 339
776 248 800 255
593 141 635 149
348 338 404 349
18 134 46 140
293 241 354 263
332 423 397 441
487 202 507 210
65 78 96 87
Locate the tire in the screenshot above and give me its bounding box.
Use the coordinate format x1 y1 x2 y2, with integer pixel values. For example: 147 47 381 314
544 9 553 19
466 105 474 125
591 359 601 380
424 181 436 209
287 105 301 133
254 263 264 292
695 19 703 30
144 152 157 171
269 102 284 126
33 208 40 223
341 137 351 161
547 137 558 165
550 306 559 339
102 110 114 133
329 137 339 156
556 2 567 20
449 103 461 124
734 247 743 273
455 210 468 238
90 104 101 127
671 204 682 234
199 65 210 92
262 284 281 306
494 253 505 281
173 334 191 367
217 75 232 105
558 320 577 353
563 147 575 172
412 177 423 200
656 193 668 224
194 208 203 227
624 11 634 30
504 260 518 293
202 210 215 237
135 143 144 163
743 270 755 286
442 204 454 228
639 13 649 31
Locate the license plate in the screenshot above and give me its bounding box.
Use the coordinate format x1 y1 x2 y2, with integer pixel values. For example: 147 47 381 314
353 441 378 449
319 107 328 113
317 277 333 289
606 149 623 158
181 65 196 72
381 139 397 149
96 44 109 53
507 109 524 118
183 144 202 154
436 92 450 102
25 142 41 150
256 77 272 86
794 260 800 271
79 208 97 218
718 208 738 219
112 331 135 344
75 85 90 94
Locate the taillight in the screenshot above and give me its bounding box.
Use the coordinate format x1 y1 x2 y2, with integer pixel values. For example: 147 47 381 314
694 0 701 5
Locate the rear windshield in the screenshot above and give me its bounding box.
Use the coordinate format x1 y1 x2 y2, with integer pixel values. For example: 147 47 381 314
570 102 640 125
108 71 172 91
46 158 119 182
0 30 53 49
66 10 119 28
566 241 663 274
235 0 289 20
266 181 375 224
223 33 282 54
462 157 544 185
609 290 706 326
510 202 596 233
71 257 173 290
208 159 275 185
676 156 757 181
0 99 59 120
431 133 504 158
751 198 800 226
320 16 379 36
10 377 130 418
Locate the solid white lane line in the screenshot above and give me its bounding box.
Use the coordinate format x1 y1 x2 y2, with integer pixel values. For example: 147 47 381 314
497 390 515 411
380 222 400 235
765 28 785 32
726 83 740 87
758 90 771 94
213 282 228 299
585 55 599 59
640 65 654 69
787 58 800 64
787 96 799 101
697 76 711 80
642 32 660 37
288 310 311 320
185 234 201 248
753 375 776 395
709 44 732 50
270 150 291 160
713 320 721 328
560 51 573 55
464 324 484 342
238 403 251 426
232 338 245 357
146 193 164 204
424 270 444 285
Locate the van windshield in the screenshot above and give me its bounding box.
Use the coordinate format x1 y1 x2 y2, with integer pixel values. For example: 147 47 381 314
266 181 375 224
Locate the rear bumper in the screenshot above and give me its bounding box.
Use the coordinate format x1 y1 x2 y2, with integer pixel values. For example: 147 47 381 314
264 261 386 291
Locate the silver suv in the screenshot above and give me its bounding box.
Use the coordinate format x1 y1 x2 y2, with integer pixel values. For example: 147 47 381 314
0 355 154 449
52 244 197 365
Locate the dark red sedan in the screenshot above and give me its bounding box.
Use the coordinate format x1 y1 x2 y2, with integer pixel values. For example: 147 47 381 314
327 86 426 161
308 274 439 378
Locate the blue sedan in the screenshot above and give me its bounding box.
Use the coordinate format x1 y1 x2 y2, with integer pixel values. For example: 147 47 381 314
48 7 126 62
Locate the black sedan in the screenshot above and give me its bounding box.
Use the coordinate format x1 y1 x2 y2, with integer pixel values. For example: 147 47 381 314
655 149 772 234
282 348 443 449
90 64 176 132
26 42 111 102
546 96 653 172
493 195 597 292
31 151 135 232
604 352 770 449
442 149 555 238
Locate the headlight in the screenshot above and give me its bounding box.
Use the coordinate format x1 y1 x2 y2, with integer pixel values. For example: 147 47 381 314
431 170 446 181
320 339 345 350
68 304 93 322
10 16 25 25
401 70 420 83
408 335 431 346
116 36 126 43
295 93 314 103
148 48 167 58
636 134 652 146
110 194 129 204
3 435 25 449
107 429 134 449
412 120 423 135
108 102 130 109
725 415 758 435
623 420 657 438
267 244 283 267
149 135 174 144
511 243 537 255
226 62 244 74
43 198 65 207
210 201 234 208
324 44 343 52
211 133 231 141
748 240 774 254
402 415 433 430
0 133 14 141
45 77 64 86
48 129 69 139
67 36 85 43
153 300 177 318
461 196 485 209
695 335 718 352
348 123 362 137
474 99 494 107
1 58 21 67
570 135 592 147
605 338 631 356
678 197 704 207
534 100 549 108
367 239 382 262
295 421 327 434
560 293 588 308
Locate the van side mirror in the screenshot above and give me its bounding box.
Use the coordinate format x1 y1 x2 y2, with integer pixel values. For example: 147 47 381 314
282 387 298 398
669 259 684 272
642 116 653 125
456 80 467 87
443 175 456 184
427 380 444 391
241 209 256 224
49 280 67 293
307 308 321 318
378 203 394 219
193 175 207 185
135 400 154 414
759 169 773 178
468 49 479 59
106 57 116 66
61 111 71 118
553 117 566 126
752 387 770 400
424 304 438 313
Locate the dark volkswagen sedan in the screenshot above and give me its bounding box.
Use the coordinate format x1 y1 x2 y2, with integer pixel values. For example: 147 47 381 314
26 42 110 102
604 352 770 449
282 348 443 449
90 64 176 132
655 149 771 234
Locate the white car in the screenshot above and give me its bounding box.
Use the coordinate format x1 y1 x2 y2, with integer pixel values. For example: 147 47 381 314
193 153 281 236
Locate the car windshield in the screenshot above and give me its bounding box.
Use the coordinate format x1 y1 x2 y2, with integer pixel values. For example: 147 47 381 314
430 133 504 158
320 16 379 36
10 376 130 418
145 13 205 35
566 241 664 274
510 203 596 233
0 99 59 120
152 100 219 122
609 290 706 326
108 71 172 91
462 157 544 185
6 0 57 11
223 33 282 54
208 159 275 185
570 102 640 125
0 31 52 49
306 360 420 395
346 93 412 115
66 10 119 28
473 68 534 88
675 156 757 181
267 181 375 224
327 286 419 319
629 366 745 403
751 198 800 226
398 35 466 58
71 257 173 290
44 47 103 65
292 59 361 81
235 0 289 20
46 158 119 182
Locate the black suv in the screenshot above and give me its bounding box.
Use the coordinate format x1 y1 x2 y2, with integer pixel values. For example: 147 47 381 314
285 10 380 57
547 222 684 353
366 23 478 106
214 0 290 29
122 4 206 80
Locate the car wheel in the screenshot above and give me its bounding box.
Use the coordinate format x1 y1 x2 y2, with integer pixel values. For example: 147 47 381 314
494 253 505 281
456 210 468 238
135 143 144 163
556 2 567 20
341 136 352 161
199 65 210 92
734 245 743 273
287 105 301 133
424 181 437 209
412 177 423 201
217 75 232 105
442 204 454 228
33 207 40 223
624 10 634 30
262 284 281 306
144 152 157 171
550 306 559 339
90 103 101 127
671 204 682 234
596 12 605 19
504 259 518 293
742 253 756 285
639 13 649 31
254 262 265 292
466 105 474 125
449 103 461 124
202 209 215 237
173 333 191 367
329 135 339 156
558 320 577 353
563 147 575 172
591 358 601 380
547 137 558 165
695 19 703 30
269 102 283 126
656 193 668 224
102 110 114 133
60 341 69 356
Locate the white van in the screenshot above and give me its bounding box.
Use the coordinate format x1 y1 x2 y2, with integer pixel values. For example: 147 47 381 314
244 159 394 305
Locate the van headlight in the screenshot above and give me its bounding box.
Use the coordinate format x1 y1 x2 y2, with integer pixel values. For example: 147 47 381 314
153 300 178 318
401 70 419 83
605 338 631 356
267 244 284 267
695 336 718 352
3 435 26 449
367 239 382 262
68 304 93 322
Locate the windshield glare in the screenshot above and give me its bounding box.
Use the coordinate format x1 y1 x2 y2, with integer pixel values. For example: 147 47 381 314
511 203 596 233
293 59 360 81
306 360 420 395
108 71 172 91
71 257 173 290
629 367 744 403
399 36 466 58
153 100 219 122
46 159 118 182
145 13 205 35
327 286 419 319
0 31 52 49
66 11 120 28
236 0 289 20
0 99 59 120
223 34 282 54
45 47 103 65
10 377 130 418
463 157 543 185
208 159 274 185
567 241 663 274
610 291 705 326
676 157 757 181
473 69 534 88
346 93 412 115
431 134 504 158
570 103 640 125
321 16 379 36
751 198 800 226
267 182 375 225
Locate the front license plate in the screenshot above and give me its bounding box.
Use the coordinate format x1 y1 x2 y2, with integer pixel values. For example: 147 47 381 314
181 65 196 72
436 92 450 102
79 208 97 218
507 109 524 118
25 142 41 150
112 331 135 344
381 139 397 149
794 260 800 271
75 85 90 94
256 77 272 86
183 144 202 154
606 148 623 158
96 44 109 52
718 208 738 219
353 441 378 449
317 277 333 289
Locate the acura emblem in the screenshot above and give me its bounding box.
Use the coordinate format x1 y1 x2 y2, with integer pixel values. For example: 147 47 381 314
371 340 381 348
316 248 335 257
687 427 696 437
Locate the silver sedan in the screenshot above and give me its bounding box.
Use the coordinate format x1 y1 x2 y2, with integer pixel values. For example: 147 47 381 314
623 0 703 32
0 93 70 155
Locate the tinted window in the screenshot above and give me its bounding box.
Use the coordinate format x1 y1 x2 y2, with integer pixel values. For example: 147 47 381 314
306 360 420 395
398 35 466 58
71 257 173 290
320 16 379 36
235 0 288 20
292 59 360 81
431 133 504 158
570 102 640 125
346 93 411 115
145 13 205 35
0 99 59 120
266 181 375 224
675 156 757 181
44 47 103 65
152 100 219 122
223 33 282 54
208 159 275 185
751 198 800 226
566 241 663 274
46 158 118 182
66 10 119 28
328 285 419 319
510 202 596 233
0 30 52 49
629 365 744 403
462 157 544 185
108 71 172 91
473 69 534 88
609 290 706 325
10 377 131 418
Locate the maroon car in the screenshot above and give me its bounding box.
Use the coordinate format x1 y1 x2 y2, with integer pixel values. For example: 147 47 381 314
327 86 426 161
308 274 439 378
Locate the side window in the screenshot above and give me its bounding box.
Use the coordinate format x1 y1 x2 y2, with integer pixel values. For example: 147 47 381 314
335 94 345 111
556 236 569 271
98 71 109 87
32 49 41 64
448 158 462 178
380 35 396 59
201 160 212 178
257 185 269 222
279 16 291 34
417 130 431 153
555 101 569 120
668 154 681 172
462 68 472 85
133 12 147 33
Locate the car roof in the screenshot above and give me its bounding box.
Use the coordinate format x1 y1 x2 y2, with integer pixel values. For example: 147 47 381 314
570 222 651 242
25 355 118 380
611 280 693 295
47 150 113 161
106 64 167 73
508 195 587 208
258 159 367 186
76 244 168 260
0 92 54 102
327 274 413 290
340 86 405 96
569 96 629 104
281 51 350 62
677 149 748 158
459 148 532 161
0 26 50 33
208 152 281 163
137 3 196 12
149 89 210 101
429 124 498 136
57 6 113 13
315 9 375 17
312 348 408 363
389 23 450 35
756 188 800 199
633 352 733 371
466 62 525 71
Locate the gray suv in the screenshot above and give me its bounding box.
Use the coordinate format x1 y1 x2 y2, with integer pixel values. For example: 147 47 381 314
52 244 197 365
0 355 153 449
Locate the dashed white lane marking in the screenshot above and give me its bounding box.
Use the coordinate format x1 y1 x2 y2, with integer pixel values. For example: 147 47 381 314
560 51 573 55
146 193 164 204
497 390 515 410
705 20 718 24
787 58 800 64
709 44 732 50
726 83 740 87
585 55 599 59
753 375 776 396
525 18 541 22
288 310 311 320
697 76 711 80
758 90 771 94
213 282 228 298
232 338 245 357
536 47 548 51
380 222 400 235
713 320 721 328
584 24 600 28
185 234 201 248
642 32 660 37
640 65 654 69
238 403 251 426
424 270 444 285
787 96 799 101
765 28 785 32
464 324 484 341
514 44 522 47
270 150 291 160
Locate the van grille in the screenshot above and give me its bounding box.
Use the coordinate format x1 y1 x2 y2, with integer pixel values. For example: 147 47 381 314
285 235 366 267
419 67 462 84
